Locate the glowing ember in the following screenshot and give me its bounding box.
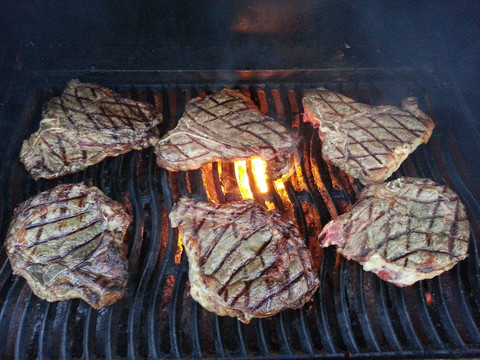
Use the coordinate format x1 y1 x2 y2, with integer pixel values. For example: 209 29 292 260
175 234 183 264
274 179 290 204
234 160 254 199
265 201 276 210
251 157 268 193
274 179 285 190
425 291 433 306
217 163 228 195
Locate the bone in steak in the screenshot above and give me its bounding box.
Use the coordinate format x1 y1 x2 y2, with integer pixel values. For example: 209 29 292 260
169 197 320 323
20 79 161 179
155 88 294 179
318 177 470 286
5 183 131 309
302 88 435 184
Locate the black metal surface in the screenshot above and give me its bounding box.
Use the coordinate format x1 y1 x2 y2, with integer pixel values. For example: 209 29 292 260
0 69 479 359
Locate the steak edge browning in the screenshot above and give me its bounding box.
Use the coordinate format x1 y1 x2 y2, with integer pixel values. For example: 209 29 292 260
20 80 162 179
170 198 320 323
319 177 470 286
155 88 295 180
5 183 131 309
302 88 435 184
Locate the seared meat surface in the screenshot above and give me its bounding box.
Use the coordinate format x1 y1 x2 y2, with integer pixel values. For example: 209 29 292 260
5 183 131 309
319 177 470 286
155 89 294 179
169 198 319 323
21 80 161 179
302 88 434 184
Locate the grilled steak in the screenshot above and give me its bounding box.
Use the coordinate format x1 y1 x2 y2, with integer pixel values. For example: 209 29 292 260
169 198 320 323
302 88 435 184
5 183 131 309
20 80 161 180
319 177 470 286
155 89 294 179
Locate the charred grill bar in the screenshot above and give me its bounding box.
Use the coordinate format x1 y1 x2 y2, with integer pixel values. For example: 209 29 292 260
1 1 480 358
0 69 479 359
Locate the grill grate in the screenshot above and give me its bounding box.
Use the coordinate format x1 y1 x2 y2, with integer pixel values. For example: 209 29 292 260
0 70 479 359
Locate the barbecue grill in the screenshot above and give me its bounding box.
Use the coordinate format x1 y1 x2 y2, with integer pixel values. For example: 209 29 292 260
1 1 479 359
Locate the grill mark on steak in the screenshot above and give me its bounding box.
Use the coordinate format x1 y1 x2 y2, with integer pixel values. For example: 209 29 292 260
198 213 243 267
319 177 470 287
99 104 134 129
217 233 274 296
211 224 269 275
5 184 131 309
389 114 427 137
20 80 161 179
25 210 90 229
303 88 435 184
73 87 106 130
188 102 279 152
251 271 306 312
170 198 319 323
25 219 103 249
209 96 240 109
21 194 89 213
40 136 66 165
364 115 405 142
40 232 103 264
346 133 384 165
155 89 294 179
389 248 464 262
314 87 362 118
448 200 461 259
350 119 401 150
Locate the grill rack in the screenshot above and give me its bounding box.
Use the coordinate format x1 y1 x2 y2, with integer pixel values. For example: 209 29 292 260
0 69 479 359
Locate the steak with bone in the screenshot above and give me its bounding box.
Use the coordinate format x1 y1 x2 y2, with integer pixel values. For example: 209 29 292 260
20 79 161 179
318 177 470 286
302 88 435 184
5 183 131 309
169 197 320 323
155 89 294 179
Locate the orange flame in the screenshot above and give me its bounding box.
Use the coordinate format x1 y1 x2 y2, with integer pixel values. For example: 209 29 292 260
274 179 290 204
251 157 268 193
175 234 183 264
217 163 228 195
234 160 254 199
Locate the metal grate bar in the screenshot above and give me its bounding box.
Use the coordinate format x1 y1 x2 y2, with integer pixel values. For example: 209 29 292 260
1 76 480 359
391 287 423 350
356 267 382 352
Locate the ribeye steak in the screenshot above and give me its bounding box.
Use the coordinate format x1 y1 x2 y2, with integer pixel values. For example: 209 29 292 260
20 79 161 179
155 89 294 179
5 183 131 309
169 197 320 323
319 177 470 286
302 88 434 184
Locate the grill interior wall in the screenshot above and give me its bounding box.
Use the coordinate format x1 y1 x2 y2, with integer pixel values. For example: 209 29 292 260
0 76 479 359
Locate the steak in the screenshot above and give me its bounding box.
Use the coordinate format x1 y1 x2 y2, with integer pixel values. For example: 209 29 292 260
318 177 470 286
169 197 320 323
155 88 294 179
5 183 131 309
20 79 161 180
302 88 435 184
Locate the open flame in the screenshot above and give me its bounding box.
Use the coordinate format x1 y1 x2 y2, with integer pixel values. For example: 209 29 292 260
175 234 183 264
251 157 268 193
234 160 254 199
234 157 271 200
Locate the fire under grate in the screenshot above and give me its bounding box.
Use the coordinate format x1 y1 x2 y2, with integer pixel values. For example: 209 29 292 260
0 70 479 359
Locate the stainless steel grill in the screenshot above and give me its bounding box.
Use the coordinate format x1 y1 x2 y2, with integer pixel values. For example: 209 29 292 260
0 69 479 359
